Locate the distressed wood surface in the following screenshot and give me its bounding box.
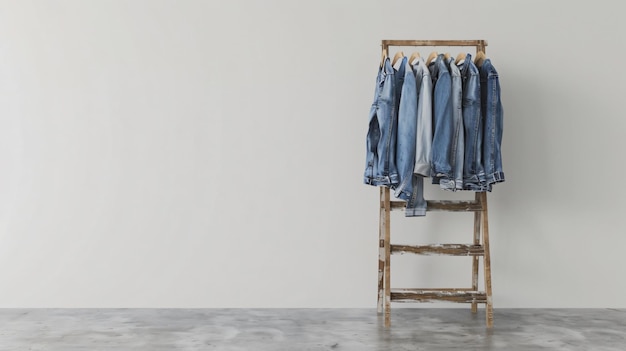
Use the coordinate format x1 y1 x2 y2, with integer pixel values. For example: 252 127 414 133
393 288 475 292
391 244 484 256
390 290 488 303
471 192 482 313
382 40 488 48
477 41 487 55
377 187 384 314
383 187 391 328
480 192 494 328
389 200 483 212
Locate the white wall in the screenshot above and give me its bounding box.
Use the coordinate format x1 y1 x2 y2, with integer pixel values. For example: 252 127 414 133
0 0 624 308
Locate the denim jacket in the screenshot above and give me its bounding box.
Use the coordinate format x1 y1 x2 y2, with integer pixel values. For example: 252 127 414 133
457 54 486 191
394 57 418 201
411 57 432 177
429 54 454 185
364 58 399 186
479 59 505 187
447 57 464 191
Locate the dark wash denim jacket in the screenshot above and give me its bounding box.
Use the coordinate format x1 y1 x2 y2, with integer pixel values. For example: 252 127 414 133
479 59 505 187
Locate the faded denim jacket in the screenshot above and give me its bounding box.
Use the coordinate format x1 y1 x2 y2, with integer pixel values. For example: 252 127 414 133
411 57 432 177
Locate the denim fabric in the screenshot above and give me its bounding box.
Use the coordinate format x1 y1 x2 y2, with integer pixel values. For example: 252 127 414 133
364 58 399 186
479 59 505 187
429 54 454 185
411 58 432 177
458 54 486 191
393 58 406 111
386 57 406 189
394 57 418 201
447 57 464 191
405 174 426 217
402 57 432 217
387 57 426 217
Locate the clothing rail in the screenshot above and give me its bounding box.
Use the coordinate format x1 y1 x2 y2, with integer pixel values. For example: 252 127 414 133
376 39 494 329
381 39 487 50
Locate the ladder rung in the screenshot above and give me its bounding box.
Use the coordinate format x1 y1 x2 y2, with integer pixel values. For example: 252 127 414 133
391 244 484 256
413 288 476 291
390 289 487 303
389 200 483 212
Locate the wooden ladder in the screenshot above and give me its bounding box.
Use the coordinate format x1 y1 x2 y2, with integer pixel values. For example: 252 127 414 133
376 40 493 328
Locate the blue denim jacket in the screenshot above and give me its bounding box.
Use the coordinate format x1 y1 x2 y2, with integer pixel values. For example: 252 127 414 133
412 57 432 177
429 54 454 186
364 58 399 187
394 57 418 201
447 57 464 191
479 59 505 187
402 57 433 216
457 54 486 191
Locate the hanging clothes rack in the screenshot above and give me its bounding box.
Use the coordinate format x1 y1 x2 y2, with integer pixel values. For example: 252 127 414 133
377 39 494 328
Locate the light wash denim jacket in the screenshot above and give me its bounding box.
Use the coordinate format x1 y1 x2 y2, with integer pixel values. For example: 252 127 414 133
363 58 399 187
394 57 418 201
411 57 432 177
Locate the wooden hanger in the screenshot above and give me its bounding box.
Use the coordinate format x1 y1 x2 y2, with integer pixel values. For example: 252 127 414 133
409 52 421 65
455 52 467 65
474 51 486 67
392 51 405 66
444 52 451 61
426 51 438 65
380 48 388 68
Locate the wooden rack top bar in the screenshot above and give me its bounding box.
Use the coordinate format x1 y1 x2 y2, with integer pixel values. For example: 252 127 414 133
381 40 487 47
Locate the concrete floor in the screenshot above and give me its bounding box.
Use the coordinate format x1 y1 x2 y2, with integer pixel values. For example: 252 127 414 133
0 309 624 350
